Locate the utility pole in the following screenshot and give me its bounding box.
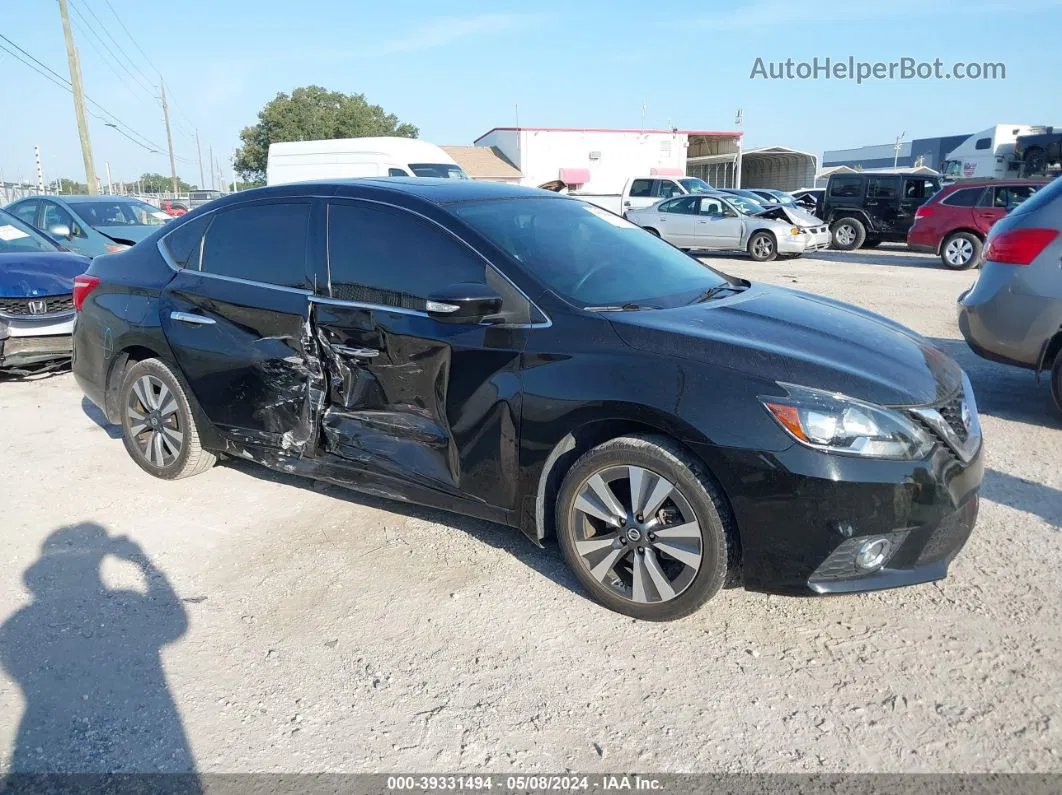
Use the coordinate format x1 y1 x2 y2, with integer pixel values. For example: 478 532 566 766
209 145 215 190
734 107 744 189
105 161 113 194
195 129 205 189
34 145 44 192
58 0 97 194
893 131 906 169
160 79 178 195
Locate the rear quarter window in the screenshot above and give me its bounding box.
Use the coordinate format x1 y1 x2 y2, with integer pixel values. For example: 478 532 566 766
941 188 984 207
1008 177 1062 218
829 176 862 198
161 214 212 269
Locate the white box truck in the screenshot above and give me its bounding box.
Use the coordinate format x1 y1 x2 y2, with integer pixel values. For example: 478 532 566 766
266 137 467 185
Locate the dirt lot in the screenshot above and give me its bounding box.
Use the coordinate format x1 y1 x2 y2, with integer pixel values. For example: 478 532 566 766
1 245 1060 775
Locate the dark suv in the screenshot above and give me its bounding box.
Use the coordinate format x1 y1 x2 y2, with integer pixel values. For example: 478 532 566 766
823 172 942 250
71 179 982 620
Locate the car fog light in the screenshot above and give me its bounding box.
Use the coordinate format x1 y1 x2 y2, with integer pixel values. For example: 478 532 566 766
855 538 891 571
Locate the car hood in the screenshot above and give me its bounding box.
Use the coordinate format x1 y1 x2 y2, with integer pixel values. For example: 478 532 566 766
0 252 91 297
754 205 824 226
609 283 962 407
92 225 159 244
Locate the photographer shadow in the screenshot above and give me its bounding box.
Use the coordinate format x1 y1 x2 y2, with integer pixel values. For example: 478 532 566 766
0 523 199 789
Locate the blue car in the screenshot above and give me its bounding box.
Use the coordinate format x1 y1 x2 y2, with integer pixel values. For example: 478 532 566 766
4 194 171 258
0 209 91 371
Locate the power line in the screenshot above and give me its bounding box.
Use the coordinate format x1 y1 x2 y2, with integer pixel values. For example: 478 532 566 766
67 0 155 101
68 14 148 105
0 31 165 154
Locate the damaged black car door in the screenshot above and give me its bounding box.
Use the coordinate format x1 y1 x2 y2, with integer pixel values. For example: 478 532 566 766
311 199 530 513
158 199 324 454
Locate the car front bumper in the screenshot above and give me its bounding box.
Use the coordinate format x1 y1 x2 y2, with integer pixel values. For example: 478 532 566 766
692 432 983 595
0 312 75 368
779 228 831 254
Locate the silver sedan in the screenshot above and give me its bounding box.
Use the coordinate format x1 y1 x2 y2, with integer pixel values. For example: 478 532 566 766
626 192 830 262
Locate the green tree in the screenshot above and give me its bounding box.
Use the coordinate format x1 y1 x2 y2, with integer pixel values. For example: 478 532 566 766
137 172 197 193
57 178 88 195
234 85 418 182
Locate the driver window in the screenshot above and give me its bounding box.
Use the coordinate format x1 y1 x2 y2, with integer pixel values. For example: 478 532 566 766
698 198 726 217
41 202 84 238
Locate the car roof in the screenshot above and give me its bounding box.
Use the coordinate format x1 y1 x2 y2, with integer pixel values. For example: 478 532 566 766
938 178 1049 190
212 178 558 207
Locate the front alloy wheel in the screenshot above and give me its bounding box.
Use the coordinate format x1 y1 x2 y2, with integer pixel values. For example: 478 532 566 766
570 465 703 604
556 435 732 620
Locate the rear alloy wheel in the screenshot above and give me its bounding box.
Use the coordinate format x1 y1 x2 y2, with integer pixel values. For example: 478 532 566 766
831 218 866 250
747 231 777 262
940 232 983 270
556 435 732 620
120 358 215 480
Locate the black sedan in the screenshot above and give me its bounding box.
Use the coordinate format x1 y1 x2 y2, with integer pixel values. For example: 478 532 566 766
72 179 983 620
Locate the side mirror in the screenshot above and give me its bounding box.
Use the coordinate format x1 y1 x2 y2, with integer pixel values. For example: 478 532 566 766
426 283 503 324
49 224 72 239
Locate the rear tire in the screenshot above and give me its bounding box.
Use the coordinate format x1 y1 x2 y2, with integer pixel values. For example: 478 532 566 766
831 217 866 250
940 232 983 270
747 231 778 262
555 434 733 621
119 358 216 480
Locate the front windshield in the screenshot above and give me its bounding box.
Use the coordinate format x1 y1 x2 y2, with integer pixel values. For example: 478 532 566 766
454 197 732 309
680 178 713 194
941 160 963 180
410 163 468 179
766 191 799 206
0 212 60 254
74 200 171 227
725 195 765 215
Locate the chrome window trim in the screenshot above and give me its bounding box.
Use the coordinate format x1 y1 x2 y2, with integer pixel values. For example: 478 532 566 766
309 295 426 317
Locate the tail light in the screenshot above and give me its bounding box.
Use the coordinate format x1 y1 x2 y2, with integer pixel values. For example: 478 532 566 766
914 205 935 220
72 274 101 311
983 228 1059 265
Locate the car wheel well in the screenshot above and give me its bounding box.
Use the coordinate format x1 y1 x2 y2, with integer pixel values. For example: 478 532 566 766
1041 329 1062 372
938 228 984 254
103 345 166 424
532 420 742 579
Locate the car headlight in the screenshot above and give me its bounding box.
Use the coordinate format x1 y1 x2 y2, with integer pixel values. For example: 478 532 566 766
761 383 934 460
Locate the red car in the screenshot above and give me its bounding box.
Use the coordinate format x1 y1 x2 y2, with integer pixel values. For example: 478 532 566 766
907 178 1047 270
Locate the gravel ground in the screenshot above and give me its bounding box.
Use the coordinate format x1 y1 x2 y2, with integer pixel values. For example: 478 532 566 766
0 244 1060 774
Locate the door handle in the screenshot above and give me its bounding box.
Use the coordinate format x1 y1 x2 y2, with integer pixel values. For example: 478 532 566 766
333 344 380 359
170 311 216 326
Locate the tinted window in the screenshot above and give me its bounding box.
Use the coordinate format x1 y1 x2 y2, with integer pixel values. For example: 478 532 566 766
654 180 683 199
162 214 212 269
200 202 311 288
662 197 697 215
408 163 467 179
975 137 992 150
388 168 409 177
867 178 899 199
9 201 39 225
628 179 653 198
327 202 485 310
830 176 862 197
454 198 731 309
942 188 984 207
73 200 169 227
903 179 938 200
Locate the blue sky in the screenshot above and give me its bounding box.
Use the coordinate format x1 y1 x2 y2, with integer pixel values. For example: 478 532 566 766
2 0 1060 186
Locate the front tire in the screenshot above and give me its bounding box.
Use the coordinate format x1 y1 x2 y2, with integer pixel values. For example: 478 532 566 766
120 358 216 480
1051 354 1062 417
747 231 777 262
831 217 866 250
940 232 983 270
555 435 733 621
644 227 661 237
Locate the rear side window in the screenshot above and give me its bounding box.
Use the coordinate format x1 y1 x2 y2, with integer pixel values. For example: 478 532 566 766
10 201 39 225
903 179 938 200
1009 177 1062 218
654 180 683 199
941 188 984 207
628 179 653 197
830 176 862 197
867 178 899 199
663 197 697 214
327 202 485 310
162 214 211 269
200 202 311 288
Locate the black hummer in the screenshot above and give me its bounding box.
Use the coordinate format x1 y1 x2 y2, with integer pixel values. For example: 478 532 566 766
822 172 942 250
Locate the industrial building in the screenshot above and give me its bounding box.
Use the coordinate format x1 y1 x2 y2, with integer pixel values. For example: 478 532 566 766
822 133 971 172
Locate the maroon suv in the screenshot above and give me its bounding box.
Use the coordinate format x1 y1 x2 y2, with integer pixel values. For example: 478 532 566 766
907 179 1047 269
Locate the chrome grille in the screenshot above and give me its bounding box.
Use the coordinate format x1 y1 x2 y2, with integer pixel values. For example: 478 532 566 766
0 295 75 316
